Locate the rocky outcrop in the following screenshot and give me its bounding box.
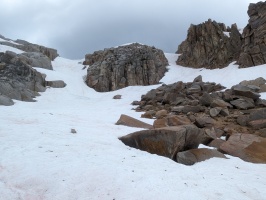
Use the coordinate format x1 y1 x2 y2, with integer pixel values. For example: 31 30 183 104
84 43 168 92
132 75 266 141
0 51 46 103
0 35 58 60
176 19 242 69
238 1 266 68
219 133 266 163
21 52 53 70
119 125 208 160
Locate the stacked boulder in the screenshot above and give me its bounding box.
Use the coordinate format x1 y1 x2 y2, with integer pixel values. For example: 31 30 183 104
119 76 266 165
84 43 168 92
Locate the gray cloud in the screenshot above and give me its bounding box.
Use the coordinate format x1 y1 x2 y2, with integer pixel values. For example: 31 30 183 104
0 0 261 59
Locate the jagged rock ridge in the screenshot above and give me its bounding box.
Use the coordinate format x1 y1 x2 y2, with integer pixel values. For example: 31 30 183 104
0 34 58 60
176 19 242 69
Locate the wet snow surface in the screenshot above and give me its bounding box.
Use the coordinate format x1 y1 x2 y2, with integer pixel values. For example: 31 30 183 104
0 44 266 199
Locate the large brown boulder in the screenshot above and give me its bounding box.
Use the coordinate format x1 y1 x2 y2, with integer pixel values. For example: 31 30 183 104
176 148 226 165
219 133 266 163
238 1 266 68
176 19 242 69
119 125 207 160
84 43 168 92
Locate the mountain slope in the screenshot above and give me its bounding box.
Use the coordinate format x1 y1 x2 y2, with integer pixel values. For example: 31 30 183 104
0 43 266 200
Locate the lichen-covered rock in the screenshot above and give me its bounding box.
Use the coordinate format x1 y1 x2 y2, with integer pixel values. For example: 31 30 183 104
84 43 168 92
0 51 46 102
238 1 266 68
176 19 242 69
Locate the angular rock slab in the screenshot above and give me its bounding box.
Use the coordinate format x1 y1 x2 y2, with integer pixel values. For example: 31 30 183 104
0 94 14 106
116 114 153 129
219 133 266 163
119 125 207 160
176 148 227 165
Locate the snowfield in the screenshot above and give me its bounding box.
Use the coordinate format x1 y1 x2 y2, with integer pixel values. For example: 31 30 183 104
0 45 266 200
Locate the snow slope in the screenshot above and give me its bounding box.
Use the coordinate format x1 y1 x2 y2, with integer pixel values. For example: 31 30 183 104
0 45 266 200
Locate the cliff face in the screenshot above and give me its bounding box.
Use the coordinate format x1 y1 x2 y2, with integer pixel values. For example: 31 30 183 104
238 1 266 68
176 19 242 69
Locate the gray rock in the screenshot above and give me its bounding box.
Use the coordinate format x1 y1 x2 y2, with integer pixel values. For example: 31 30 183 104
211 99 232 108
113 95 122 99
232 84 261 100
230 98 255 110
187 84 201 94
194 116 216 128
199 92 213 106
210 107 222 117
0 94 14 106
21 52 53 70
193 75 203 82
45 80 66 88
176 148 226 165
248 108 266 129
85 43 168 92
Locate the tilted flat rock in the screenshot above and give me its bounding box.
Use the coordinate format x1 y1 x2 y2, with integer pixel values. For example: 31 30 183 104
119 125 208 160
176 148 226 166
219 133 266 163
84 43 168 92
116 114 153 129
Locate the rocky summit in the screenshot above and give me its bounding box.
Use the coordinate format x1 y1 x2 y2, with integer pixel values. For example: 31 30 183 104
84 43 168 92
176 19 242 69
177 1 266 69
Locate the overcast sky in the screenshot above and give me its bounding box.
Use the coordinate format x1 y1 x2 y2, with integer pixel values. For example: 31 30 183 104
0 0 261 59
